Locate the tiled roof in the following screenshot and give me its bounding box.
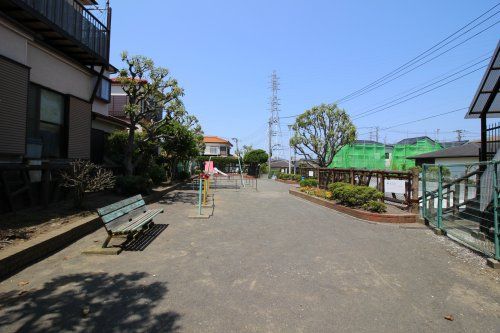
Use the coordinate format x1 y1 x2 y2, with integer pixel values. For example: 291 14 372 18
408 142 480 159
203 136 232 146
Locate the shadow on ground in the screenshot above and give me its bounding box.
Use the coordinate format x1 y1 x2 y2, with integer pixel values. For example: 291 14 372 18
158 191 198 205
0 272 180 332
122 224 169 251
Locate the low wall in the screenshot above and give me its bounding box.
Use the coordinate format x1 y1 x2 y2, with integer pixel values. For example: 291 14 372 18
289 188 418 224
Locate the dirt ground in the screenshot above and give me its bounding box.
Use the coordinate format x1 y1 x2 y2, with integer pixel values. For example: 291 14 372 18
0 191 124 251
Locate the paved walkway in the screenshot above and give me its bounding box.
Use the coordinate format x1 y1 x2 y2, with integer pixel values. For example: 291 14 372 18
0 180 499 332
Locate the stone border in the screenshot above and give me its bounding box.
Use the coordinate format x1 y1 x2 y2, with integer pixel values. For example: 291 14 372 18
275 179 299 185
0 180 188 281
289 188 418 224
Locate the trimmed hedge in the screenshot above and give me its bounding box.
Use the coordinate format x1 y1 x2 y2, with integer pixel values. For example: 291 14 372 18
277 173 301 181
299 178 318 187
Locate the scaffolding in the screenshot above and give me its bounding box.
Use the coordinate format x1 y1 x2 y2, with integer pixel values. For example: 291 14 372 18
390 137 442 170
330 141 386 170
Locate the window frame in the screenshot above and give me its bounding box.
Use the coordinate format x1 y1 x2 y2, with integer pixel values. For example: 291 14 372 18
95 76 111 102
26 83 69 159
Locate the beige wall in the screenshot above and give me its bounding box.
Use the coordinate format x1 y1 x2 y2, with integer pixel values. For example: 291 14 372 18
434 157 478 165
0 18 98 102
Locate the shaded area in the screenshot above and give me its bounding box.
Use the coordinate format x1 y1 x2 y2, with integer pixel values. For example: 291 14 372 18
0 191 125 251
123 224 169 251
159 191 198 205
0 272 180 332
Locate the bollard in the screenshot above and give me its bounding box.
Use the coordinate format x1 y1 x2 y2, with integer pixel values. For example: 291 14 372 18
198 175 203 215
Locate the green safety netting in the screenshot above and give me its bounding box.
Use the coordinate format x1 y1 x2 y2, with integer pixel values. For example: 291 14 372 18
329 141 386 170
390 138 442 170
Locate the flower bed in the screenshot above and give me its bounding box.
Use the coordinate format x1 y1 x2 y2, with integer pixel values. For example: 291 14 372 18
291 182 418 223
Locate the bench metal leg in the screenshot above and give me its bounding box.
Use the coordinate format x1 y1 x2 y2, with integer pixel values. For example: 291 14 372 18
102 234 112 248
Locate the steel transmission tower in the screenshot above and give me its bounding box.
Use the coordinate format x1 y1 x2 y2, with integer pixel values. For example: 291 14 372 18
268 70 281 178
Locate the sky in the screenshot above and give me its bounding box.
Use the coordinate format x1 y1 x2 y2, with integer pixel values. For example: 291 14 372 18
107 0 500 158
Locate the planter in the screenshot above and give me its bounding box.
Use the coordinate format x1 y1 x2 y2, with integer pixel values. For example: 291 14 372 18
289 188 418 223
276 179 299 185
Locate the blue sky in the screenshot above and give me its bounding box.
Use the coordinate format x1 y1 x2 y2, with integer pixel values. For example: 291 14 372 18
108 0 500 156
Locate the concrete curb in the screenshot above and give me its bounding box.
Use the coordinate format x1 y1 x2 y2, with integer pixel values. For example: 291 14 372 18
0 180 187 281
289 188 418 224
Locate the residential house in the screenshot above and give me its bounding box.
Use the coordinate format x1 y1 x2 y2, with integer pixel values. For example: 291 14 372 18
269 159 292 174
0 0 124 165
408 141 480 177
203 136 232 157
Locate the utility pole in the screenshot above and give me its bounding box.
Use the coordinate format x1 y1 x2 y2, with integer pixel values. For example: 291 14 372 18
435 129 440 143
375 126 379 142
453 129 464 142
232 137 245 187
268 70 281 178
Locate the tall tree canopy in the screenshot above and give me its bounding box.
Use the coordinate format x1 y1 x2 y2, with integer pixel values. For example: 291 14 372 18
290 103 356 167
116 52 184 175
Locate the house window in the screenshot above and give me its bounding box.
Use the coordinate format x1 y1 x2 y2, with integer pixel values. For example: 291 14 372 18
209 146 219 155
27 84 67 158
96 77 111 102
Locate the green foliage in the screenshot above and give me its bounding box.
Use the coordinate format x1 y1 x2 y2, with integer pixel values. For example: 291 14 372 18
290 103 356 167
299 179 318 187
116 175 153 196
259 162 269 174
106 130 156 173
277 173 301 181
330 182 383 207
148 164 166 185
196 156 239 169
177 170 191 180
243 149 269 164
362 200 387 213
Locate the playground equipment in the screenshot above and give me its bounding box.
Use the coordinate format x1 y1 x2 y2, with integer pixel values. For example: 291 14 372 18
189 172 213 219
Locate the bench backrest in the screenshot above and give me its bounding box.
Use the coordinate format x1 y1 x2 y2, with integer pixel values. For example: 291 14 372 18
97 194 146 224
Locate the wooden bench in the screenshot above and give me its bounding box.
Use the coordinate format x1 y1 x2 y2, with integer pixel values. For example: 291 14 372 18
97 194 164 248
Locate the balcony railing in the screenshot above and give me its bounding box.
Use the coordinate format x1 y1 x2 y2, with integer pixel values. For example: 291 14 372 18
16 0 109 62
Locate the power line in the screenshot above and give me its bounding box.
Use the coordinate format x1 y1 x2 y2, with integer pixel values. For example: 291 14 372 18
335 3 500 104
356 107 468 137
352 64 487 120
352 51 493 114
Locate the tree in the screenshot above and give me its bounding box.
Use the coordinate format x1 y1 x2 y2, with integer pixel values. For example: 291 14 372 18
244 149 269 176
242 145 254 157
159 112 204 178
60 160 115 208
243 149 269 164
116 52 184 175
290 103 356 167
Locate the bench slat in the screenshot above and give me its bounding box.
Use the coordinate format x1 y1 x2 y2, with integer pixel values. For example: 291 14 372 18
101 199 146 224
97 194 143 216
110 209 163 233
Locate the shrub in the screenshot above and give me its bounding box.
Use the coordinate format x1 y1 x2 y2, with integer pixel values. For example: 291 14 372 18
148 164 166 185
299 178 318 187
177 170 191 180
293 174 301 181
60 160 115 208
116 175 153 196
363 200 387 213
331 183 383 207
327 182 349 193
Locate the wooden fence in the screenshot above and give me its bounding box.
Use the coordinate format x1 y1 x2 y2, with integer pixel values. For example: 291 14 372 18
317 168 419 212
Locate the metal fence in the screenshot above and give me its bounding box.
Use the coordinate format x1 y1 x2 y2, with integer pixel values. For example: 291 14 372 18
317 168 419 211
422 161 499 260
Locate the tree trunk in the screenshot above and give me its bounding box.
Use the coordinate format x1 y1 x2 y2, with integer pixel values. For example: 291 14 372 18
124 126 135 176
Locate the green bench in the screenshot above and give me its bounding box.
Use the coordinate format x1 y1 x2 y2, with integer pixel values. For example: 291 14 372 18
97 194 164 248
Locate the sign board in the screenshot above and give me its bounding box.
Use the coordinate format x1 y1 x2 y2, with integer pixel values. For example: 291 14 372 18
204 161 214 173
308 170 314 177
384 179 406 194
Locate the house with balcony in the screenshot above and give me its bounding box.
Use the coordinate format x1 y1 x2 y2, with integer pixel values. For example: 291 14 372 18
202 136 232 157
0 0 125 211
